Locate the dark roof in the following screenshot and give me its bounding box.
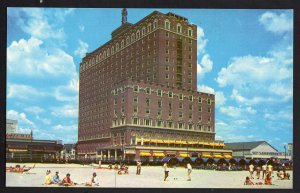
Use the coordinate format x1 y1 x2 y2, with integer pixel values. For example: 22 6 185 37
64 144 76 151
225 141 274 151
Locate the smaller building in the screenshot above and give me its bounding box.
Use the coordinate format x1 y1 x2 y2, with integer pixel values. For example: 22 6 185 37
6 131 63 163
61 144 76 160
6 119 18 134
225 141 292 160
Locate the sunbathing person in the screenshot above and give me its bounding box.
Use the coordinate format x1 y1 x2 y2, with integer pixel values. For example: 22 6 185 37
52 171 61 184
85 172 99 186
264 173 272 185
61 173 75 186
283 171 290 180
244 177 254 185
44 170 53 185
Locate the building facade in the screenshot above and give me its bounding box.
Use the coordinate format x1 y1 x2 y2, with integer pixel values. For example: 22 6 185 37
225 141 292 160
6 119 18 134
77 9 232 161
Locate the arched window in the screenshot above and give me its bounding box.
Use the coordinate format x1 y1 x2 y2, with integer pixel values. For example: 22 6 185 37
126 36 130 45
111 46 114 55
116 43 119 51
107 48 110 56
136 30 140 39
177 23 182 33
99 53 102 60
92 57 95 64
147 23 152 33
165 19 170 30
142 27 146 36
103 51 106 58
121 39 124 48
131 33 135 42
188 27 193 37
153 19 158 29
96 54 99 62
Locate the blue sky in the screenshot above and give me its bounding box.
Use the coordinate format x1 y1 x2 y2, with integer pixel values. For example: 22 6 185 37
6 8 293 152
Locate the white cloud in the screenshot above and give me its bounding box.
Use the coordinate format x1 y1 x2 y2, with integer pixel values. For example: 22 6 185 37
25 106 45 114
51 105 78 118
79 24 85 32
7 83 46 100
7 37 76 77
53 124 77 132
7 110 35 126
197 26 208 55
36 115 51 125
259 11 293 34
197 54 213 79
220 106 256 118
264 110 292 121
198 84 215 94
215 91 226 106
74 40 89 58
269 82 293 101
53 77 79 102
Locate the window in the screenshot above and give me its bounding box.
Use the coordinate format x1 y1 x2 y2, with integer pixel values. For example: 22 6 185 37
153 19 158 29
133 85 139 92
121 40 125 48
188 124 193 130
168 91 173 98
146 98 150 106
136 30 140 39
121 96 125 103
146 108 150 114
168 102 172 109
165 65 169 71
165 74 169 79
165 19 170 30
177 23 182 33
168 111 172 117
179 94 183 100
158 100 162 108
178 122 184 129
208 107 211 113
166 57 169 62
188 28 193 36
131 33 135 42
121 106 125 113
179 112 183 118
198 97 202 103
197 124 202 131
189 113 192 119
133 118 139 125
133 106 138 113
147 23 152 33
157 89 162 97
207 98 211 105
114 98 117 105
144 119 151 126
189 95 193 101
166 49 169 54
189 104 193 110
126 36 130 45
198 106 202 112
146 87 151 94
167 121 173 128
166 40 169 46
134 96 138 103
179 103 183 109
207 126 211 132
157 120 163 127
142 27 146 36
157 109 162 116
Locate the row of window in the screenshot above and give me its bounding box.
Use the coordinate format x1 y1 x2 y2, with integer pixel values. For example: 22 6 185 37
112 118 212 132
81 19 194 72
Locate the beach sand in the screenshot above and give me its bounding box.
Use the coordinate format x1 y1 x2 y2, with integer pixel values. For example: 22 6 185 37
6 163 293 188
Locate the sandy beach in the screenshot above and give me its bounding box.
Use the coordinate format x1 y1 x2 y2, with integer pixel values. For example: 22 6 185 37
6 163 293 188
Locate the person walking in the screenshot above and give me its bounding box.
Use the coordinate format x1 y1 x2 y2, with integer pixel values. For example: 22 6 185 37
163 163 169 181
187 163 192 181
262 163 267 179
136 161 141 175
249 164 254 179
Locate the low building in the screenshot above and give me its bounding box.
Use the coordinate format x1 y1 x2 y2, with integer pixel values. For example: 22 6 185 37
61 144 76 160
225 141 292 160
6 119 18 134
6 131 63 162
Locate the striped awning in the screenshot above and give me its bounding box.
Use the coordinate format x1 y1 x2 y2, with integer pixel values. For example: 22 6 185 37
140 152 151 156
202 154 213 158
223 154 232 159
179 153 189 157
153 153 165 157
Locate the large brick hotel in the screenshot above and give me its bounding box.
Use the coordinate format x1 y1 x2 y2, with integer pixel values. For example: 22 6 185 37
77 9 232 161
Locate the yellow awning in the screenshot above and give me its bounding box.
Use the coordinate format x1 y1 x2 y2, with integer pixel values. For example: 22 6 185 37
202 154 213 158
203 143 210 146
153 153 165 157
150 140 158 143
9 149 27 152
157 140 164 143
179 153 189 157
213 155 224 158
143 139 150 142
140 152 151 156
168 140 175 144
220 144 225 146
136 139 142 142
223 155 232 159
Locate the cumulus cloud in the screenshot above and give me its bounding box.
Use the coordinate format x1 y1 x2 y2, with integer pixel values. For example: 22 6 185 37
197 54 213 79
51 105 78 118
79 24 85 32
7 83 46 100
197 26 208 55
7 110 35 126
25 106 45 114
220 106 256 118
74 40 89 58
7 37 76 77
198 84 215 94
259 11 293 34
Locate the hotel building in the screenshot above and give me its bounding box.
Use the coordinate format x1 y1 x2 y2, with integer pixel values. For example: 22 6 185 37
77 9 232 161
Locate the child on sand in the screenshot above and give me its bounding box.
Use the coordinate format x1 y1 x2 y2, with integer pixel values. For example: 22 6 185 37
44 170 53 185
61 173 75 186
264 173 272 185
244 177 254 185
85 172 99 186
163 163 169 181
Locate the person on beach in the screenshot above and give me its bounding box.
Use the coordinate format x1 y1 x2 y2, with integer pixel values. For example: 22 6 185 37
52 171 61 184
61 173 75 186
187 163 192 181
163 163 169 181
44 170 53 185
136 161 141 175
267 164 273 176
244 176 254 185
85 172 99 186
249 164 254 179
262 164 267 179
264 173 272 185
283 170 290 180
256 165 261 179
